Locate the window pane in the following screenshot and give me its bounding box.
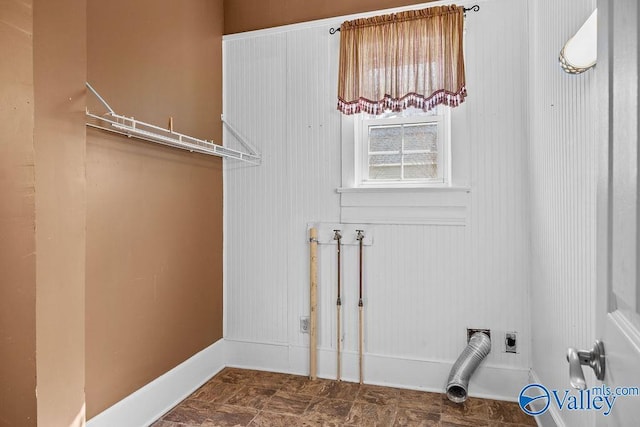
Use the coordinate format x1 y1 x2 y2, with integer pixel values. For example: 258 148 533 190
369 165 402 180
369 153 401 180
404 153 438 179
369 153 401 165
404 123 438 151
404 152 429 165
405 152 439 164
404 164 438 179
369 126 402 152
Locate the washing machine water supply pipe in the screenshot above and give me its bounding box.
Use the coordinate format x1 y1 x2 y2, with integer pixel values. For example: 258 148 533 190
356 230 365 384
333 229 342 381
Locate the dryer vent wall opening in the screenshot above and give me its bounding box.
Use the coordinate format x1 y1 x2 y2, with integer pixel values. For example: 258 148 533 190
446 331 491 403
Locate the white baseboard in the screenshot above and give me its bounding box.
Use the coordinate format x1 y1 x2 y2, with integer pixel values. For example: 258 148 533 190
225 339 530 402
87 337 534 426
87 339 227 427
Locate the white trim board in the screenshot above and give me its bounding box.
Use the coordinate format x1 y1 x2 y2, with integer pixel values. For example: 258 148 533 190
225 339 530 402
87 339 226 427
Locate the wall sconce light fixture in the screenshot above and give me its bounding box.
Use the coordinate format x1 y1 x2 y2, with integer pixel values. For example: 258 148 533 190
559 9 597 74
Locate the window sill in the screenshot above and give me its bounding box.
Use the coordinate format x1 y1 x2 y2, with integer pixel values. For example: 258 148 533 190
337 185 471 193
337 185 470 226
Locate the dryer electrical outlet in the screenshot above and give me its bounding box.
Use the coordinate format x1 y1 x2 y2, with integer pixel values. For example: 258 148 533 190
505 332 517 353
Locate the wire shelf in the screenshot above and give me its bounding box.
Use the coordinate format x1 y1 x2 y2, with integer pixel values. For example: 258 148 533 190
85 83 261 165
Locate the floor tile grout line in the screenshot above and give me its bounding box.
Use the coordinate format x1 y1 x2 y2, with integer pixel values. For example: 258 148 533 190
245 408 261 427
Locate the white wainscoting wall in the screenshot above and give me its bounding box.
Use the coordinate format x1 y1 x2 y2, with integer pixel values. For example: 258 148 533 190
528 0 598 426
224 0 531 400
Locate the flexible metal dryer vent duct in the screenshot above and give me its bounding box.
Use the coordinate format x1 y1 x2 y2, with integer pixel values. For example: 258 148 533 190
446 332 491 403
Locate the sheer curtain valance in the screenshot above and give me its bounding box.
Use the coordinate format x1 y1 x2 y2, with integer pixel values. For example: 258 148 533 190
337 5 467 115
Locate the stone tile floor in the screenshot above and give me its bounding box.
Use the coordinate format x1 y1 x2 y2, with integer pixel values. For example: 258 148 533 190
152 368 538 427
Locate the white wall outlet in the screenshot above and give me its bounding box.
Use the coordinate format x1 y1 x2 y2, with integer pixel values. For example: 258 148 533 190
300 316 310 334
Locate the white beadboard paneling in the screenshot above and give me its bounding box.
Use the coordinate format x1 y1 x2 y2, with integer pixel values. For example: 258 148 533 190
223 33 291 343
528 1 597 426
339 188 470 226
224 0 531 394
283 25 343 352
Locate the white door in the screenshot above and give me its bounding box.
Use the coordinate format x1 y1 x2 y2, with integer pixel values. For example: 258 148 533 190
596 0 640 425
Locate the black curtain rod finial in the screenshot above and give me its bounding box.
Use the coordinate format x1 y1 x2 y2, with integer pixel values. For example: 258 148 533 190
329 27 340 34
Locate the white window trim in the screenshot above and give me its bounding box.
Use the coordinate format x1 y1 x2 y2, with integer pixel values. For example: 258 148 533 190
339 108 470 226
357 109 449 187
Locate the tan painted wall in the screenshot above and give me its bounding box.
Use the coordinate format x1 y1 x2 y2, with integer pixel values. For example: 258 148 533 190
33 0 87 425
86 0 224 418
0 1 37 425
223 0 436 33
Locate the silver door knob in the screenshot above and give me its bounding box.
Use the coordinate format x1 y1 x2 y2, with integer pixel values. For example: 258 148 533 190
566 340 605 390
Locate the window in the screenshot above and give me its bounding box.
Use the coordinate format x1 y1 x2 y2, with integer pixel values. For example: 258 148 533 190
339 106 469 226
356 107 449 187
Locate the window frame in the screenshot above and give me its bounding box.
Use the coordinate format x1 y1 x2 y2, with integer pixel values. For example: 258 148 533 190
353 107 451 189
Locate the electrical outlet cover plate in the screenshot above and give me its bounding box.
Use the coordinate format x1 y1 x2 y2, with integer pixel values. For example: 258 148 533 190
300 317 310 334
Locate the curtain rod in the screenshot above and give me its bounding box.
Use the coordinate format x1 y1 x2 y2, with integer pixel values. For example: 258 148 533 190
328 4 480 34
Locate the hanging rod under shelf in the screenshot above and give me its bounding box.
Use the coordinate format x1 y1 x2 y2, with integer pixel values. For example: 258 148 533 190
85 83 261 165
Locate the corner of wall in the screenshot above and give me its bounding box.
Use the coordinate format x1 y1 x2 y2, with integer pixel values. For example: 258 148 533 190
0 0 37 425
526 1 598 426
33 0 87 424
